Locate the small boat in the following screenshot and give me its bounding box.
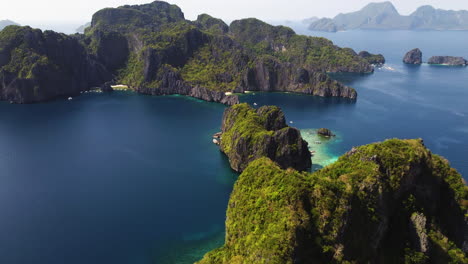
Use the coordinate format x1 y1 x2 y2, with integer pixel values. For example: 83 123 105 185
253 103 258 106
68 97 73 101
213 132 222 139
315 141 322 144
213 139 220 145
290 121 294 124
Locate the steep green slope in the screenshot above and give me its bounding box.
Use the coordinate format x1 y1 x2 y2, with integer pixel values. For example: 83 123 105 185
0 25 111 103
198 139 468 263
0 1 384 104
219 103 311 172
229 18 373 73
81 1 381 102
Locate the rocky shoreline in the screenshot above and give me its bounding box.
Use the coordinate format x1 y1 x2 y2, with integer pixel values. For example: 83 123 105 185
428 56 468 66
0 1 386 105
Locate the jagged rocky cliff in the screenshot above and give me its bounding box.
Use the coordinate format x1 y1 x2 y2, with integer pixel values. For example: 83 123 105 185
0 1 384 104
219 103 311 172
404 48 423 64
198 139 468 264
88 2 375 102
0 26 111 103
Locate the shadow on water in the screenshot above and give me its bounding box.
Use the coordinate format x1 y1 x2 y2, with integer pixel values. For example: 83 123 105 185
240 92 357 116
328 72 373 86
215 151 239 186
402 63 423 76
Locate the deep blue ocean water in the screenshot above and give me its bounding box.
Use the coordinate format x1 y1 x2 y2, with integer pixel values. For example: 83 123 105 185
0 30 467 263
0 94 236 264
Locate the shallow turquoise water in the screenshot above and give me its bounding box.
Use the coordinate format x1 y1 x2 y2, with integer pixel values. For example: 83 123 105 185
241 30 468 178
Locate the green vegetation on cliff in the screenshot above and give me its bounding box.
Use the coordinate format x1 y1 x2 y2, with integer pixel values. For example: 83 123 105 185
198 158 311 264
196 14 229 35
229 18 374 73
221 103 275 156
220 103 311 172
0 26 45 79
180 41 244 92
198 139 468 264
80 1 375 100
0 1 379 103
359 51 386 65
0 25 111 103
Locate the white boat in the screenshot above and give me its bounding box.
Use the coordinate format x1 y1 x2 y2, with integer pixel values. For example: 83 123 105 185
68 97 73 101
290 121 294 124
253 103 258 106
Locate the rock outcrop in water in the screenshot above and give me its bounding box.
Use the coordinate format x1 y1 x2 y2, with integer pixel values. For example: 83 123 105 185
403 48 423 64
428 56 468 66
219 103 311 172
0 26 112 103
317 128 334 137
0 1 384 104
198 138 468 264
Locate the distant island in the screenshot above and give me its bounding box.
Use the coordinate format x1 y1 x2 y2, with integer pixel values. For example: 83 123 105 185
403 49 467 66
75 22 91 33
0 19 19 30
0 1 385 105
307 1 468 32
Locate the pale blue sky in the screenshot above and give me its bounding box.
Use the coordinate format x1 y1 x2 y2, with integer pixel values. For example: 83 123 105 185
3 0 468 23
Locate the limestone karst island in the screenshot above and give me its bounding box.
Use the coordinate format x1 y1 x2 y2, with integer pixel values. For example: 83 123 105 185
0 1 467 264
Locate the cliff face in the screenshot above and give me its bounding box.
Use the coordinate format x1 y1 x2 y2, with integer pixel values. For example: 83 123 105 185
428 56 467 66
84 2 381 103
229 18 375 74
0 1 383 104
198 139 468 264
0 26 112 103
196 14 229 34
241 56 357 99
219 103 311 172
